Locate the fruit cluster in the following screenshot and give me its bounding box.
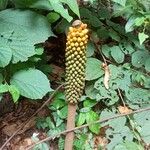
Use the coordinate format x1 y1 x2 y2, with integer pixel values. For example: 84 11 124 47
65 20 88 104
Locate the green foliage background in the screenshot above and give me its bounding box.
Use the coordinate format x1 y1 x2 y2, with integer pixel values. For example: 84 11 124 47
0 0 150 149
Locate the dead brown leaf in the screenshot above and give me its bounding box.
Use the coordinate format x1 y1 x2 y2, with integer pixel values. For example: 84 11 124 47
118 105 133 114
102 63 110 89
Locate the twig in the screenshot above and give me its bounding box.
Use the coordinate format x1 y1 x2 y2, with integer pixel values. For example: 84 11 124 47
0 84 64 150
26 106 150 150
117 88 126 107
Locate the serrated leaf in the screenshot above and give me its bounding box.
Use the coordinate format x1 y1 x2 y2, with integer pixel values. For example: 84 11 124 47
60 0 80 17
0 46 12 67
10 69 52 99
49 0 72 22
110 46 124 63
0 9 54 44
0 9 54 64
10 40 35 63
138 32 149 45
86 58 103 80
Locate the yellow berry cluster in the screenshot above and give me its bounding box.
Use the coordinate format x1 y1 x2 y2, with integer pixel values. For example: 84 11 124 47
65 20 88 104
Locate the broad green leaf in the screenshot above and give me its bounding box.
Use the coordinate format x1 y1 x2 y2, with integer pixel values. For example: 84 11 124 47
126 88 150 103
0 84 8 93
86 110 100 134
8 85 20 103
85 58 103 80
125 16 136 32
0 9 54 44
134 111 150 144
10 41 35 63
10 69 52 99
110 46 124 63
85 82 99 99
77 112 86 126
60 0 80 17
102 45 111 58
0 46 12 67
112 0 127 6
47 12 60 23
86 42 95 57
0 9 54 63
138 32 149 45
114 141 144 150
49 0 72 22
132 50 149 68
145 58 150 72
13 0 53 10
0 0 8 10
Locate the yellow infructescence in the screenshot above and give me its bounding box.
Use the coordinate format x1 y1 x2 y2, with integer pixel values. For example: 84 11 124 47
65 20 89 104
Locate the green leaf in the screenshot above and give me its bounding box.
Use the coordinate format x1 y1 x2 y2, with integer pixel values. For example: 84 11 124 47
13 0 53 10
125 16 136 32
109 29 121 41
35 47 44 55
132 50 149 68
0 9 54 44
10 69 52 99
86 58 103 80
8 85 20 103
126 88 150 103
0 0 8 10
0 9 54 64
134 111 150 144
77 112 86 126
57 105 68 119
138 32 149 45
49 0 72 22
110 46 124 63
112 0 127 6
86 42 95 57
0 46 12 67
0 84 8 93
60 0 80 18
86 110 100 134
83 99 97 108
58 137 65 150
50 92 65 110
145 58 150 72
47 12 60 23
